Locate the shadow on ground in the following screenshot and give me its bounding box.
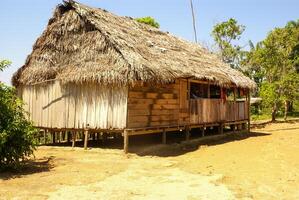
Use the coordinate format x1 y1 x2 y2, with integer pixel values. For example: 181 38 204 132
252 119 299 129
0 157 54 180
42 129 271 157
131 131 270 157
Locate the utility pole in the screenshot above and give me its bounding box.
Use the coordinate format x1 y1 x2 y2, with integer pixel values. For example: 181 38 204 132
190 0 198 43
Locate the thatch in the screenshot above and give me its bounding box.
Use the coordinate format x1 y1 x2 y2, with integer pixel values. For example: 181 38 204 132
12 0 256 89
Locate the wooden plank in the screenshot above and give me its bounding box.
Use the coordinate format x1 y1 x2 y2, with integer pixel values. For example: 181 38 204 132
155 99 178 105
151 109 179 115
128 103 151 110
128 116 149 123
150 114 179 122
161 93 174 99
146 93 158 99
128 98 154 104
128 91 144 99
152 104 179 110
128 109 151 116
128 121 149 128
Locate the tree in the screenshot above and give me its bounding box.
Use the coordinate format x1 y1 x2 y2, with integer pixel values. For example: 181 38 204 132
211 18 245 69
0 60 11 72
135 16 160 28
246 20 299 121
0 60 37 171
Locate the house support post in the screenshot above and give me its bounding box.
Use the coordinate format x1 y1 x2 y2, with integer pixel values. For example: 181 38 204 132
67 131 71 143
102 133 108 144
185 126 190 141
72 131 76 148
201 126 205 137
52 131 56 144
247 90 251 134
232 125 236 133
219 123 224 134
44 129 47 144
84 129 89 150
124 130 129 154
162 129 167 144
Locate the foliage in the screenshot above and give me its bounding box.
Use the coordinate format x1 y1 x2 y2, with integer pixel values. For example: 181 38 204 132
0 61 37 171
246 19 299 120
259 82 281 111
135 16 160 28
211 18 245 69
0 60 11 72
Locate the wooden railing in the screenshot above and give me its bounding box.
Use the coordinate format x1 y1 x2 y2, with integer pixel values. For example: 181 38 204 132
189 99 248 124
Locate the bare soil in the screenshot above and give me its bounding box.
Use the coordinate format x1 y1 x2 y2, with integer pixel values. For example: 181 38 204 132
1 122 299 200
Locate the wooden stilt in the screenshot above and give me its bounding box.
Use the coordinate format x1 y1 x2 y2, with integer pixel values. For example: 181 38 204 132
219 123 224 134
62 131 65 142
247 90 251 134
72 132 76 148
52 131 56 144
44 130 47 144
58 132 61 143
201 127 205 137
102 133 108 144
185 126 190 141
84 129 89 150
242 123 246 130
38 131 41 144
98 132 102 144
232 124 236 133
67 132 71 143
162 129 167 144
124 130 129 154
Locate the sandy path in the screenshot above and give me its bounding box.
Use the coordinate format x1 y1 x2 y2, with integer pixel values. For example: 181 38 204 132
0 122 299 200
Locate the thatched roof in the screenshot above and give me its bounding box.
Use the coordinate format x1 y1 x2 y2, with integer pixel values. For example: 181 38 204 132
12 0 256 89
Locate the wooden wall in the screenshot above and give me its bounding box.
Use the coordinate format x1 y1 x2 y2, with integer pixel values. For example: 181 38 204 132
190 99 248 124
127 81 184 128
18 81 128 129
19 79 249 131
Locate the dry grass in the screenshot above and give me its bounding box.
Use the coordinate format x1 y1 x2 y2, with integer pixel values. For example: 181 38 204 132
12 0 255 90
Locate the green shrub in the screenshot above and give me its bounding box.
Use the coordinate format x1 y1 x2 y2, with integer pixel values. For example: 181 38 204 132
135 16 160 28
0 62 37 171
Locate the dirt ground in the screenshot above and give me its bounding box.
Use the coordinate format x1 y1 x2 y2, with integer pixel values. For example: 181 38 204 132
1 122 299 200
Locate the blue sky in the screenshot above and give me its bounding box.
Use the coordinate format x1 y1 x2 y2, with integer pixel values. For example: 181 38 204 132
0 0 298 85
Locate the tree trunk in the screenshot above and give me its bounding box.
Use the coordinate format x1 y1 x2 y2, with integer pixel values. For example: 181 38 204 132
271 102 277 122
284 100 288 121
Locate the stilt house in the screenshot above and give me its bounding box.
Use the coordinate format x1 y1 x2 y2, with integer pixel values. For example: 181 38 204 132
12 0 256 152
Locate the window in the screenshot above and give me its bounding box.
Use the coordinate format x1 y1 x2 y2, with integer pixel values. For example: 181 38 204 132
190 82 208 99
210 85 221 99
226 88 234 101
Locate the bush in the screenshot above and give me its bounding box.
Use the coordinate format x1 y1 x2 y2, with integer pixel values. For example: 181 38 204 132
135 16 160 28
0 66 37 171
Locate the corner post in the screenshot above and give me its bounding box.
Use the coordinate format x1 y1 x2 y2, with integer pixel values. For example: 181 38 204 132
84 129 89 150
124 130 129 154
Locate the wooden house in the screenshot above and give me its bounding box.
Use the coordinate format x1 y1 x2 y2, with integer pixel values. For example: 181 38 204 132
12 0 256 153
